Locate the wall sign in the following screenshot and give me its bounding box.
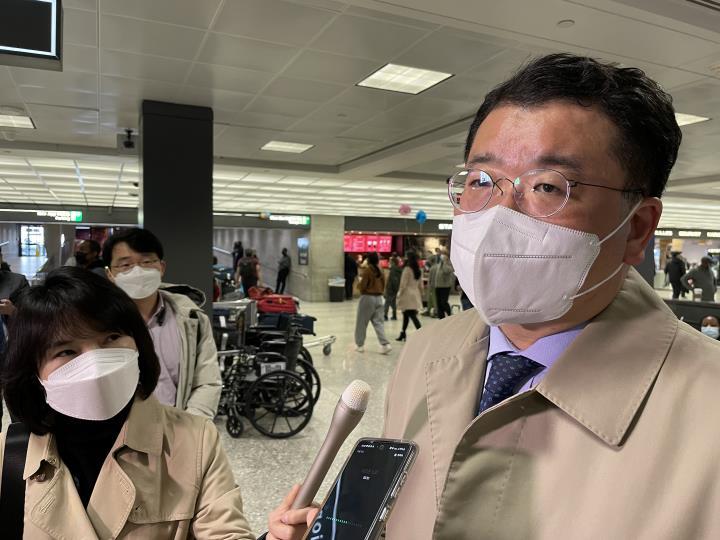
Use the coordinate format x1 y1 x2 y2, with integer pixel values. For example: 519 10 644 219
297 237 309 266
270 215 311 226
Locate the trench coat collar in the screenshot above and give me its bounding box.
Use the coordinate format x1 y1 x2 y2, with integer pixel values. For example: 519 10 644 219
120 394 164 456
535 268 678 447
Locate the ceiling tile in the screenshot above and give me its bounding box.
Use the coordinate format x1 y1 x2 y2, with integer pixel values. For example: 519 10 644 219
310 14 428 61
11 70 98 93
213 0 335 46
100 15 206 60
63 44 98 73
395 29 505 74
198 34 296 73
65 0 97 9
244 95 320 118
283 50 378 84
262 77 346 103
421 75 490 105
100 0 222 29
388 96 477 120
24 105 99 134
331 86 410 111
463 48 534 83
101 50 191 83
178 87 255 111
19 87 98 110
214 110 298 131
186 64 274 94
65 8 98 46
345 6 440 30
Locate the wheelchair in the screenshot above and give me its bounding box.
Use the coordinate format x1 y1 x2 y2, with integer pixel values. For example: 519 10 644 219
213 302 321 438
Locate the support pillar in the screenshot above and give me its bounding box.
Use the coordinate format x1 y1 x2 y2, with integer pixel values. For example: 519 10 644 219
308 215 344 301
140 100 214 310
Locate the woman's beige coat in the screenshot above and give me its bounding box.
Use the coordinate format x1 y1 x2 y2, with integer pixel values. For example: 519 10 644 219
0 395 255 539
396 266 423 312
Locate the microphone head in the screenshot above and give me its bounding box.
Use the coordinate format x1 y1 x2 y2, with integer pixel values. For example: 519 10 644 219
341 380 371 412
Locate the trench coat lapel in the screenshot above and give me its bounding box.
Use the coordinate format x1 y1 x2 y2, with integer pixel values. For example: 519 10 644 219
424 323 489 503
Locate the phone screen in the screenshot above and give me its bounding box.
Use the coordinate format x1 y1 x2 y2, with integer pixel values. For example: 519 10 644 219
306 439 414 540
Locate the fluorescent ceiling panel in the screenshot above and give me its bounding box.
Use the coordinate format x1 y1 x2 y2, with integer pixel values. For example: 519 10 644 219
357 63 453 95
675 113 710 127
0 115 35 129
261 141 314 153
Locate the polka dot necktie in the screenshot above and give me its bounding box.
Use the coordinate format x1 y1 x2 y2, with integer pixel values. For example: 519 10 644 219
478 353 545 414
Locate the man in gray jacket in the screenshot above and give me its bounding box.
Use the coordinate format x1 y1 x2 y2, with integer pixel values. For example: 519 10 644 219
103 228 221 418
681 256 717 301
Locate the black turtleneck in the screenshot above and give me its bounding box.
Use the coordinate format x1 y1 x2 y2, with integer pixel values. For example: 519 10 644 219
53 401 133 507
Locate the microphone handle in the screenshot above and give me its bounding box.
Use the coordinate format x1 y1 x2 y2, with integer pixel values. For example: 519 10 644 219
291 401 363 509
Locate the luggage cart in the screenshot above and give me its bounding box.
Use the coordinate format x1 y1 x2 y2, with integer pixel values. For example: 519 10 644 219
303 334 337 357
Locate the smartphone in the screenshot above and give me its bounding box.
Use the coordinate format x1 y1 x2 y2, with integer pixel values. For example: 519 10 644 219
303 438 417 540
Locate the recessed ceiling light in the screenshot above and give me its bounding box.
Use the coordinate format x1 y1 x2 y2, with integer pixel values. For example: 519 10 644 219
557 19 575 28
261 141 314 153
455 163 465 168
675 113 710 127
0 114 35 129
357 64 453 95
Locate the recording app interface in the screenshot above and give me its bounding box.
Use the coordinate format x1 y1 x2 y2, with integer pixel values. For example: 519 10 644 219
307 440 411 540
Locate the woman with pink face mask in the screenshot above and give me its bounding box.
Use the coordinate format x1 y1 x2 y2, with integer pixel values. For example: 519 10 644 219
0 267 254 539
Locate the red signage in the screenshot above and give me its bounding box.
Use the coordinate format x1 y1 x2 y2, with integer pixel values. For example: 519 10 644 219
344 234 393 253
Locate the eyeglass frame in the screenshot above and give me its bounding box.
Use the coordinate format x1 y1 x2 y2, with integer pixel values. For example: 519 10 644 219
109 258 162 273
447 168 645 218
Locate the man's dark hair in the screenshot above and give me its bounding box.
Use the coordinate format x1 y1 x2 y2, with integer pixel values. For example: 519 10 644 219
102 227 164 265
83 239 101 255
1 267 160 434
465 53 682 198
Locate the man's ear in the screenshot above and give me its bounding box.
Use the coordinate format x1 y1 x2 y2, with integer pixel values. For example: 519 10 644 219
160 261 167 279
105 267 115 282
623 198 662 266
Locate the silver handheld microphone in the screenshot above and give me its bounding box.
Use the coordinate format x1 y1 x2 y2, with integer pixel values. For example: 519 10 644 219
291 379 371 509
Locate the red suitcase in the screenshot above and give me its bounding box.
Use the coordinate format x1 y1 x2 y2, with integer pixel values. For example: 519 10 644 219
257 294 298 314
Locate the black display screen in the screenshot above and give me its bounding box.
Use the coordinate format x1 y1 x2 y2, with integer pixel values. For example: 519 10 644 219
306 440 413 540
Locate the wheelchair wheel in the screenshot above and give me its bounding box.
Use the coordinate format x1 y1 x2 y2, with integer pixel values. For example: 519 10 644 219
245 371 313 438
294 359 321 409
323 344 332 356
226 415 244 438
299 346 313 365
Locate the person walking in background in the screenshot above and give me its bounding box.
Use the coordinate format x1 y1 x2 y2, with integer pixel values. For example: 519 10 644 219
232 240 244 271
425 254 439 317
396 250 423 342
344 252 358 300
75 239 106 276
355 252 392 354
434 251 455 319
276 247 291 294
384 253 402 321
236 248 260 294
664 251 686 299
681 256 717 301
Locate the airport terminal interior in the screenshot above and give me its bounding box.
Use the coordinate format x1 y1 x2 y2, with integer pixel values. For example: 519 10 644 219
1 0 720 537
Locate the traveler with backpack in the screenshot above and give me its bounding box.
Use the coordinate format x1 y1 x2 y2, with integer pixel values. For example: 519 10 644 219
236 249 260 294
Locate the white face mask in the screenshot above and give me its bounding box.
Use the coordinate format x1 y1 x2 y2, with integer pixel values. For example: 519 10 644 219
114 266 162 299
702 326 719 339
451 204 638 325
39 348 140 421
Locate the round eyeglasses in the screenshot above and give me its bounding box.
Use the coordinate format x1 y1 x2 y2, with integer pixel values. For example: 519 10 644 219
447 168 643 218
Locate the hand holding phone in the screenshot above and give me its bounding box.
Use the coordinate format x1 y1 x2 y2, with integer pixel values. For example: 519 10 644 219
303 438 417 540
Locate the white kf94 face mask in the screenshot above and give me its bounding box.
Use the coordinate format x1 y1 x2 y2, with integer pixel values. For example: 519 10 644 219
114 265 162 299
39 348 140 421
451 204 639 325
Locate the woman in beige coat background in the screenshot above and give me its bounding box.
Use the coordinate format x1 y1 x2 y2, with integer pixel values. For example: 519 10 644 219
395 250 424 341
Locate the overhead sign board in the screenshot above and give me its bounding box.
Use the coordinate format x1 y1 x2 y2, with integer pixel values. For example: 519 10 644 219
0 0 63 71
269 215 311 226
36 210 82 222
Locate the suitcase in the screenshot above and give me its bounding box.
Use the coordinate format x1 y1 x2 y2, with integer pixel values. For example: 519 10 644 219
257 294 298 314
247 286 274 300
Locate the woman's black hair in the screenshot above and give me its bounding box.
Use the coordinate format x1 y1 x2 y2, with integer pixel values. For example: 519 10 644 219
1 267 160 435
405 251 421 280
366 252 381 278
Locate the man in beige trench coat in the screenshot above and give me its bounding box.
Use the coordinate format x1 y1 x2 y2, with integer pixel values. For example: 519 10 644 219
381 54 720 540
